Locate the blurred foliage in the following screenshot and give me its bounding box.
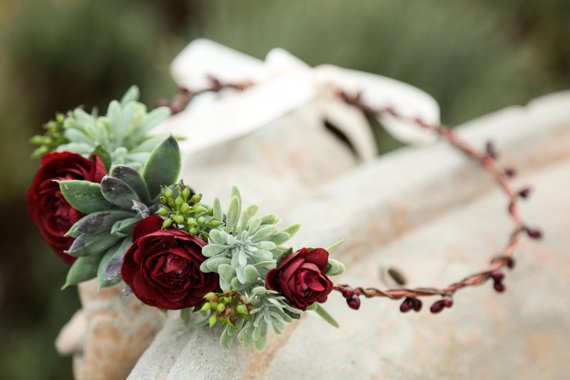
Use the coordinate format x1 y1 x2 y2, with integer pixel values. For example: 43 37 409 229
0 0 568 379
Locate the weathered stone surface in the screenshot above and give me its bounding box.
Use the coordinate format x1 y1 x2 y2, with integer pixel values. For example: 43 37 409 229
128 92 570 379
56 280 166 380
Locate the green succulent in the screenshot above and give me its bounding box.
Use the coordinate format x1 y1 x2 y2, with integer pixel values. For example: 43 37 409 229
47 86 170 167
200 187 300 292
59 136 181 289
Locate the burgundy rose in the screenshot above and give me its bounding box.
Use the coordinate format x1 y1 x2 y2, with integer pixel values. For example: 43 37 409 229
265 247 334 311
27 152 107 264
121 216 219 310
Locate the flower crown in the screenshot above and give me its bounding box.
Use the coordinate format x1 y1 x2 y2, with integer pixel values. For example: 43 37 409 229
28 85 542 351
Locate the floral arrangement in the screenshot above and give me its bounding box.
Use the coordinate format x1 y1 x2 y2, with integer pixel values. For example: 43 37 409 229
28 85 542 351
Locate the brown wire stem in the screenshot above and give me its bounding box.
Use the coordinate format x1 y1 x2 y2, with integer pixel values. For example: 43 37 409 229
334 90 539 305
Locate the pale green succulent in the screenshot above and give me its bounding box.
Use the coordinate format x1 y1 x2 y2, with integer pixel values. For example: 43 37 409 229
56 86 171 167
200 187 300 292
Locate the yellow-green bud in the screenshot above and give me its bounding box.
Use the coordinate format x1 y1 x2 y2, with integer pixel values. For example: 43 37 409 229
216 304 226 312
182 187 191 200
204 292 216 300
236 304 248 316
208 313 217 328
173 215 185 224
180 203 190 213
162 219 173 228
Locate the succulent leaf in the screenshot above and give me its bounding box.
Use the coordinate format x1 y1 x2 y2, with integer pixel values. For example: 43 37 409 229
58 180 113 214
101 176 141 210
142 136 181 198
110 165 150 204
62 254 102 289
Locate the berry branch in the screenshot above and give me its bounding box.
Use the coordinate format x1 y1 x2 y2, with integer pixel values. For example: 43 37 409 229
157 75 253 114
334 90 543 313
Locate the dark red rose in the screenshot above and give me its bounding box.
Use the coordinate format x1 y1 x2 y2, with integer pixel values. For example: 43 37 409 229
121 216 219 310
27 152 107 264
265 247 333 311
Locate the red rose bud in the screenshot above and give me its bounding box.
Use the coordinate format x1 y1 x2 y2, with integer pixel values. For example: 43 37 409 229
341 287 355 299
347 296 361 310
430 300 445 314
121 216 219 309
27 152 107 264
265 248 333 311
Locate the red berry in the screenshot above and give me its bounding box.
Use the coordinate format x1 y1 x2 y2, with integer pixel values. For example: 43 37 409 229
443 298 453 308
490 270 504 282
347 296 361 310
411 298 422 312
341 288 355 299
518 187 532 199
430 300 445 314
504 168 516 178
493 281 506 293
506 257 515 269
525 227 543 240
399 298 413 313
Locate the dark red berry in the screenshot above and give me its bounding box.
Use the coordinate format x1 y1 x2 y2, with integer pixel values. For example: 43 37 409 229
430 300 445 314
504 168 516 178
443 298 453 308
493 281 506 293
525 227 543 240
411 298 422 312
485 141 498 159
347 296 361 310
518 187 532 199
399 298 413 313
341 288 355 299
506 257 515 269
430 301 445 314
490 270 504 282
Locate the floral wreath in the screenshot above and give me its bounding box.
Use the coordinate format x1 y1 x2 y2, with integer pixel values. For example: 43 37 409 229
28 84 542 351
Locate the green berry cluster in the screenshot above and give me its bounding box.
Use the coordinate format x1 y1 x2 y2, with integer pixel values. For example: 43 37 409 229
30 113 69 158
200 291 251 328
157 181 223 241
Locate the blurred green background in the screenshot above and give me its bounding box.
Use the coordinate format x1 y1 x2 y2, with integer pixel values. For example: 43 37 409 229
0 0 568 378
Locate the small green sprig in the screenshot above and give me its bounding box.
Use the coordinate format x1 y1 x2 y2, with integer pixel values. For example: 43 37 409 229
157 181 222 241
30 113 69 158
200 291 252 328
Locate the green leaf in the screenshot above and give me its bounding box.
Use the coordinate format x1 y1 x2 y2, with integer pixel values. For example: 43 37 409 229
314 304 339 328
110 165 150 204
326 239 345 253
93 145 112 171
58 180 112 214
97 238 131 288
225 195 241 234
62 255 102 289
67 210 133 237
142 136 181 198
213 198 223 222
100 176 141 210
66 232 121 257
110 216 141 237
120 85 140 105
282 224 301 237
244 265 260 283
180 308 191 326
326 259 345 276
